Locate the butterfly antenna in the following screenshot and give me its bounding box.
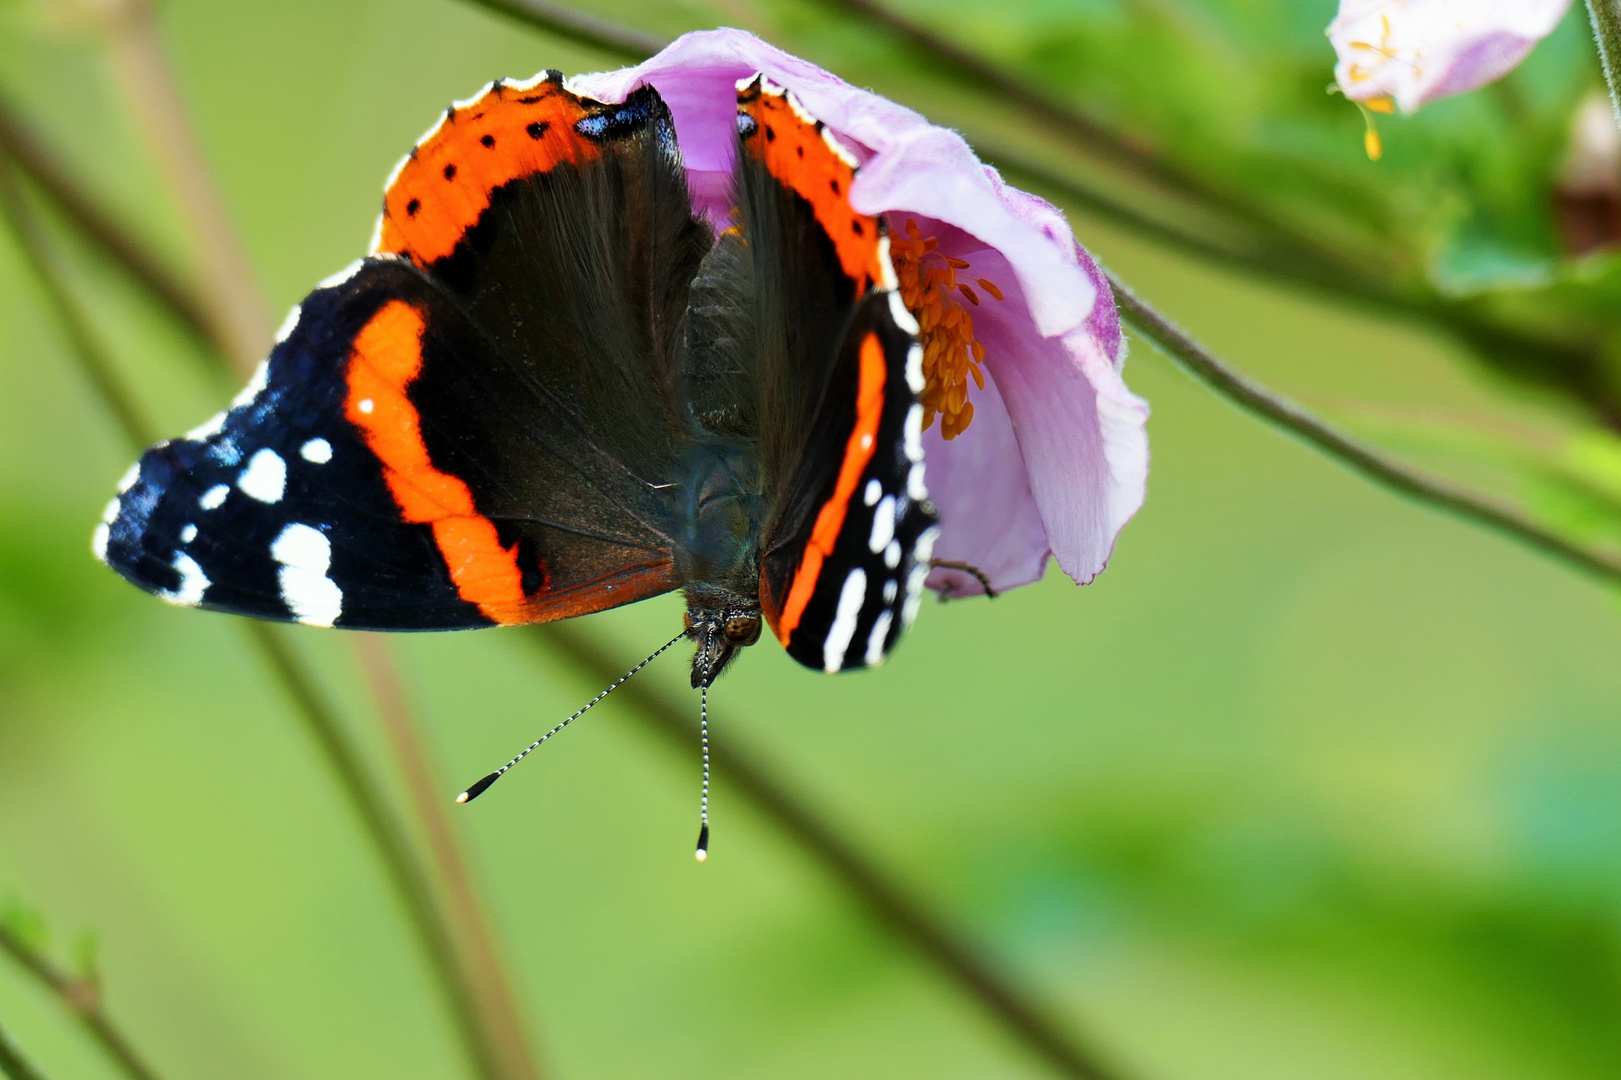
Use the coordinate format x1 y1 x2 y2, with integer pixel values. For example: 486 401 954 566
695 682 711 862
456 629 687 804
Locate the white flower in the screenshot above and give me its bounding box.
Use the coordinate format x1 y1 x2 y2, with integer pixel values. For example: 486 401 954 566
1329 0 1572 113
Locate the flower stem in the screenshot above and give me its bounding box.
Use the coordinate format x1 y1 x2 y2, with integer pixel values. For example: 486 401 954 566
242 625 510 1080
352 636 542 1080
1589 1 1621 130
0 155 155 446
0 138 517 1080
0 1021 51 1080
0 91 217 366
0 924 163 1080
459 0 668 60
84 12 549 1075
94 0 272 377
1109 273 1621 585
528 624 1129 1080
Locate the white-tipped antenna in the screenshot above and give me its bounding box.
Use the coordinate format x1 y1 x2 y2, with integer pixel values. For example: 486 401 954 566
456 630 687 804
695 683 711 861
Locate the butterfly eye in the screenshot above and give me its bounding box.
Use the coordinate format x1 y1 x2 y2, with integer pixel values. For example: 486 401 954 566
724 615 761 645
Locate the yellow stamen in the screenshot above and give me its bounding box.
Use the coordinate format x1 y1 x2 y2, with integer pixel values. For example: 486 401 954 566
1353 100 1386 161
890 219 1004 440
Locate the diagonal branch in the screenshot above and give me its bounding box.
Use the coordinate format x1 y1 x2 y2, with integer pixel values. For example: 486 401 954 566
0 1021 51 1080
1109 273 1621 585
529 624 1130 1080
0 90 216 363
0 924 163 1080
459 0 669 60
0 145 510 1080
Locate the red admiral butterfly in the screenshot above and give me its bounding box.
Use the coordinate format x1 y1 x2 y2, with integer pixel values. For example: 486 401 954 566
95 72 939 833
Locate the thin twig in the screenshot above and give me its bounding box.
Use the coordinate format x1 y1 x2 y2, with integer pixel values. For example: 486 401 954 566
0 150 510 1080
353 636 541 1080
67 17 547 1076
0 1021 50 1080
527 624 1129 1080
0 154 154 446
95 0 271 376
458 0 669 60
1109 273 1621 585
0 925 164 1080
0 90 217 363
241 625 504 1080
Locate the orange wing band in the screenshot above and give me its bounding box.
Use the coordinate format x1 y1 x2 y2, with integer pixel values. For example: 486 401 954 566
772 332 888 643
374 77 601 267
739 84 885 293
345 300 531 620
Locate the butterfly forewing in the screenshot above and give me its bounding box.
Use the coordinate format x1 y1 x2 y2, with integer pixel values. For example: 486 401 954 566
100 79 703 629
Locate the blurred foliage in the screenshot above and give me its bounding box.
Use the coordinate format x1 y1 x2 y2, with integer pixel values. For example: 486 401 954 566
1 1 1621 1080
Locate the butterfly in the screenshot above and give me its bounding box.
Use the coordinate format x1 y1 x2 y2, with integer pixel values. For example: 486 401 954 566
96 71 939 693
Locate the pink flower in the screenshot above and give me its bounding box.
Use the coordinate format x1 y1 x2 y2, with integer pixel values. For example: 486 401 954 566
1329 0 1573 113
572 29 1149 596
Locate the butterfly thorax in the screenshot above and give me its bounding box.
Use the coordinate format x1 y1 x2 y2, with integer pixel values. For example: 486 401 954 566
677 437 766 686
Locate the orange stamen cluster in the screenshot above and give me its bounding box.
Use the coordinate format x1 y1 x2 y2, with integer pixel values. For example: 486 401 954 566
890 219 1003 440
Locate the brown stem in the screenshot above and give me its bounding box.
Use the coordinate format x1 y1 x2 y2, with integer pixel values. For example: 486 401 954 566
353 636 542 1080
1110 273 1621 585
0 132 528 1080
528 623 1131 1080
0 154 154 445
74 10 548 1077
96 0 272 376
0 90 217 366
0 1020 51 1080
459 0 669 60
0 925 163 1080
242 625 506 1080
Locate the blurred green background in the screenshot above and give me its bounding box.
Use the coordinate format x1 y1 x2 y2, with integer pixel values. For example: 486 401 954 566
4 0 1621 1078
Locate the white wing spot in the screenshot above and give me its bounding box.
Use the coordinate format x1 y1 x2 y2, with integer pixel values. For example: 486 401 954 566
116 462 141 493
180 524 198 544
904 342 924 394
237 448 287 504
883 578 898 604
914 525 940 566
860 432 873 451
888 290 921 336
907 462 928 501
864 478 882 506
100 497 121 524
185 411 227 441
199 484 229 510
865 609 894 668
885 539 901 569
903 403 924 463
91 523 110 562
301 438 333 464
358 398 375 414
163 553 210 607
877 235 899 292
823 567 867 673
271 523 343 627
869 495 896 553
902 562 930 628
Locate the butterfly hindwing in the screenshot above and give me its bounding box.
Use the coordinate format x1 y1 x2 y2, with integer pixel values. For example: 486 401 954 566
735 77 939 671
99 80 708 629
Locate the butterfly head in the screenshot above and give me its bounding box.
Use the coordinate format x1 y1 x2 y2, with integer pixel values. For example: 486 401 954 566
684 592 762 688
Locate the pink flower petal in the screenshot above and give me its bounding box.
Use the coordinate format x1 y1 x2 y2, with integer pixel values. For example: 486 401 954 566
569 29 1149 596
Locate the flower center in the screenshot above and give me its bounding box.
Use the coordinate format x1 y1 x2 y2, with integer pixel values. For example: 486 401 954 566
890 219 1003 440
